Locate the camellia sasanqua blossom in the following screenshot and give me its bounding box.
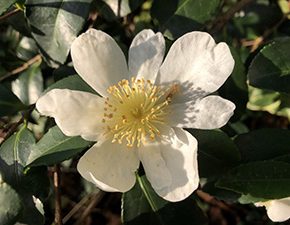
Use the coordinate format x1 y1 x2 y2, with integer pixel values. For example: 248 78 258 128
255 197 290 222
36 29 235 202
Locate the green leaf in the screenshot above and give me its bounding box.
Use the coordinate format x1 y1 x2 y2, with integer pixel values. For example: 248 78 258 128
11 63 43 105
202 181 241 202
25 0 93 65
0 0 16 16
248 38 290 93
151 0 220 39
27 126 92 167
217 161 290 199
238 194 267 204
0 126 48 225
0 181 23 225
0 84 27 117
189 129 240 178
44 75 97 95
234 128 290 163
122 174 207 225
16 37 39 61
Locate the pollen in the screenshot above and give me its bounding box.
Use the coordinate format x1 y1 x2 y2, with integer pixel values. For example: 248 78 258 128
101 77 179 148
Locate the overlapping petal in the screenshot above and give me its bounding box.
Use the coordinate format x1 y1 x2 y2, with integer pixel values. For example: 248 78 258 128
71 29 128 97
36 89 104 141
157 31 234 102
138 128 199 202
128 29 165 82
77 140 139 192
168 95 235 129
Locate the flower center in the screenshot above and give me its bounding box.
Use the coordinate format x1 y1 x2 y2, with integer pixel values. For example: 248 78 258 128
102 77 179 148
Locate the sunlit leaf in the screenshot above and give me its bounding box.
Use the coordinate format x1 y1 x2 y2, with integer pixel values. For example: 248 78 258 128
25 0 93 65
0 126 49 225
11 63 43 105
27 126 92 167
151 0 220 39
0 181 23 225
0 0 17 16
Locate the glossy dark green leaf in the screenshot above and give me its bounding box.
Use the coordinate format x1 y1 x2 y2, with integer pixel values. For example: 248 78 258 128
25 0 93 65
11 63 43 105
202 181 241 202
189 129 240 178
0 181 23 225
0 0 16 15
0 84 27 117
248 38 290 93
151 0 220 39
27 126 92 167
122 174 207 225
45 75 97 95
217 161 290 199
234 128 290 163
0 126 48 225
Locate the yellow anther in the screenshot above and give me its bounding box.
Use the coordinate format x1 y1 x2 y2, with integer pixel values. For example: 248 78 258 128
101 76 179 148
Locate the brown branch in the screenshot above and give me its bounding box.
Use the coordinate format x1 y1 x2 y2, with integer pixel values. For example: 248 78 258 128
250 13 289 52
196 190 234 212
211 0 255 33
73 191 105 225
0 8 21 22
0 117 24 144
54 164 63 225
0 54 42 83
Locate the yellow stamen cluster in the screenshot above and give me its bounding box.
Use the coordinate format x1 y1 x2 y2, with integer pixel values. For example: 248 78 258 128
102 77 178 148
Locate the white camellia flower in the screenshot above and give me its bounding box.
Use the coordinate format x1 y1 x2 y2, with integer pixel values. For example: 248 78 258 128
255 197 290 222
36 29 235 202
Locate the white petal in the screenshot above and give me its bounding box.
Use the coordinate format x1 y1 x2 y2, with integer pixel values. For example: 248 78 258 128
138 143 172 190
71 29 128 97
169 95 235 129
77 141 139 192
128 29 165 82
157 32 234 101
139 128 199 202
36 89 104 141
266 198 290 222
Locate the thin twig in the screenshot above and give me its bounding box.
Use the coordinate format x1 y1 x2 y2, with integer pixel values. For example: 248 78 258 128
62 194 91 224
0 8 21 22
0 117 24 144
196 190 235 212
54 165 63 225
211 0 255 33
0 54 42 83
250 13 289 52
73 191 105 225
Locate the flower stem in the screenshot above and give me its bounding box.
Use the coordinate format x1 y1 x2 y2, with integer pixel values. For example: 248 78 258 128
136 173 166 225
136 173 158 212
